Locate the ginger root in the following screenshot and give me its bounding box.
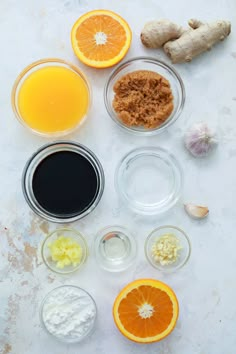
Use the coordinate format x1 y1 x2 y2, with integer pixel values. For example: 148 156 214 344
164 19 231 63
141 19 231 63
141 19 183 48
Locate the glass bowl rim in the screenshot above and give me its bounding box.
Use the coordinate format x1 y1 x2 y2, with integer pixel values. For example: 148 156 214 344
94 225 137 272
11 57 92 137
22 140 105 223
145 225 191 272
104 56 185 136
41 227 88 274
39 284 97 343
115 146 183 215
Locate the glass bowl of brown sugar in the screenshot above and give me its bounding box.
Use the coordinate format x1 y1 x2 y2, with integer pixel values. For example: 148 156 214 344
104 57 185 135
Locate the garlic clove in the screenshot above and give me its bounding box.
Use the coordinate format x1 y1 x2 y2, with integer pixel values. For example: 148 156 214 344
184 204 209 219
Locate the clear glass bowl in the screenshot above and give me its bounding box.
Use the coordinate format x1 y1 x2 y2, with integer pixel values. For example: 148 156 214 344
115 147 183 215
11 58 91 137
104 56 185 135
145 226 191 272
22 141 105 223
40 285 97 343
94 226 137 272
41 228 88 274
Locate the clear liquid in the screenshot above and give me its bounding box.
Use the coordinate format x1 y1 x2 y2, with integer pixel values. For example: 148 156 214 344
99 231 131 263
124 154 173 205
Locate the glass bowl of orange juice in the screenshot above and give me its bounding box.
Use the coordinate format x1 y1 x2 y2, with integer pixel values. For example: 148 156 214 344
12 58 91 137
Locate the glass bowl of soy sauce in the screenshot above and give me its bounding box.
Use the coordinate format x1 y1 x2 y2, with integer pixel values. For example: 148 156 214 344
22 141 105 223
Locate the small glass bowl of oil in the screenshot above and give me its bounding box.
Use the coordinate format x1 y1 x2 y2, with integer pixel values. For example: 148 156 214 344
94 226 137 272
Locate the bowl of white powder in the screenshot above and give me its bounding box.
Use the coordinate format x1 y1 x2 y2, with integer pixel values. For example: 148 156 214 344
40 285 97 343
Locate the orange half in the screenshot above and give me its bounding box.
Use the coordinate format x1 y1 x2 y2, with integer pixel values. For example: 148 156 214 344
113 279 179 343
71 10 132 68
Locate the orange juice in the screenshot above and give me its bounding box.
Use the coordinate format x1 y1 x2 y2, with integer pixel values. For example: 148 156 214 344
17 65 89 134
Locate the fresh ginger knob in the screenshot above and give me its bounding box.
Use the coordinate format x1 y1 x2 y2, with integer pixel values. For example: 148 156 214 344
141 18 231 63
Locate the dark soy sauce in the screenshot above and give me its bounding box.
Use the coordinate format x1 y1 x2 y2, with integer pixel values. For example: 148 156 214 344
32 151 99 217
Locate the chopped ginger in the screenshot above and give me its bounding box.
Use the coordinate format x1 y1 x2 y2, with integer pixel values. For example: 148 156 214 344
151 233 182 266
48 236 82 269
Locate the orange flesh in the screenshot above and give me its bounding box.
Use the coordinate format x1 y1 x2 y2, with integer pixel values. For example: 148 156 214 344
118 285 174 338
75 15 127 61
18 66 89 134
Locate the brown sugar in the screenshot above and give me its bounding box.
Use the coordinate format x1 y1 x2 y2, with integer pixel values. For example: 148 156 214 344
112 70 174 129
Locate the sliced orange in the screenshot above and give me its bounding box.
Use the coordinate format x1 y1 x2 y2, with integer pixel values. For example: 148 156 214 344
71 10 132 68
113 279 179 343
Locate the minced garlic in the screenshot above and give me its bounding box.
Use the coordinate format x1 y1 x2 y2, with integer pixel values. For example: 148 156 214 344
151 233 181 266
48 236 82 269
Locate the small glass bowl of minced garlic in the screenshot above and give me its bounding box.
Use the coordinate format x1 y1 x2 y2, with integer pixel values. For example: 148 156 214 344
41 228 88 274
145 226 191 272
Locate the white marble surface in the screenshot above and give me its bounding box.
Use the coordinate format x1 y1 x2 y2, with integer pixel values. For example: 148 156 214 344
1 0 236 353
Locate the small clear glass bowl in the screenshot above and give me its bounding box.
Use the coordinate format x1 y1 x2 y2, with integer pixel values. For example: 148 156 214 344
104 56 185 135
41 228 88 274
40 285 97 343
11 58 91 137
115 147 183 215
94 226 137 272
145 226 191 272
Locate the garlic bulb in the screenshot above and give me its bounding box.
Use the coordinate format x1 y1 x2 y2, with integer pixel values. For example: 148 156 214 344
184 122 217 157
184 204 209 219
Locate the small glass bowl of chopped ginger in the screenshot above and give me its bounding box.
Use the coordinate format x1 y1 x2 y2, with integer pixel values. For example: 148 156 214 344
41 228 88 274
145 226 191 272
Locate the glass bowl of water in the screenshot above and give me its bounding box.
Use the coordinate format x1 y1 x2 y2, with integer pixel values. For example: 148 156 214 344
94 226 137 272
115 147 183 215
